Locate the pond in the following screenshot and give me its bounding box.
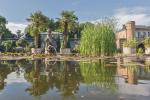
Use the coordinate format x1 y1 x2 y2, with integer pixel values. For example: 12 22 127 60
0 58 150 100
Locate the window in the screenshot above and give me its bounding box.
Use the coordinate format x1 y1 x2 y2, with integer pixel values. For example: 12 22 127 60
148 32 150 37
143 32 146 37
137 32 140 38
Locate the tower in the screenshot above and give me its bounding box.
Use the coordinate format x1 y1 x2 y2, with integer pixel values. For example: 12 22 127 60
125 21 135 39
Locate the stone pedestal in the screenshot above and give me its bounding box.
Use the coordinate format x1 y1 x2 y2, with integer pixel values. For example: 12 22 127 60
123 47 136 55
60 48 71 55
31 48 42 54
145 48 150 54
45 50 49 54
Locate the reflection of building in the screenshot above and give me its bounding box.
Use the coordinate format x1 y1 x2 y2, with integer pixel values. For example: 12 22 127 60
116 59 150 98
117 66 138 84
117 58 150 85
116 21 150 51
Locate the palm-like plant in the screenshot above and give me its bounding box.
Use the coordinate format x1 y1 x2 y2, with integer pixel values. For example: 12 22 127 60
59 11 78 48
26 11 49 48
0 15 7 41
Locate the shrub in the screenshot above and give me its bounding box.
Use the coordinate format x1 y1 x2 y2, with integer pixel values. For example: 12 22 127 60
16 39 29 47
144 37 150 48
137 48 144 55
1 40 15 52
123 39 137 48
78 18 117 56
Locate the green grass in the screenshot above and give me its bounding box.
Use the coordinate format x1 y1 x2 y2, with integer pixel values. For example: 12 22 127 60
78 18 116 56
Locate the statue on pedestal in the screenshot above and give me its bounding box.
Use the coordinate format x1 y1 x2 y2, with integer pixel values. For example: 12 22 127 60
45 28 57 55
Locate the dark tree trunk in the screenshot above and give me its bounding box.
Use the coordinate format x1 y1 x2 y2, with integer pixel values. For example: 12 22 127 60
0 34 2 43
34 34 39 48
63 22 68 48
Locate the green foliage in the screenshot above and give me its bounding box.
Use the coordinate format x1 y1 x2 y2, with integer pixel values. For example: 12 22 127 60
79 60 117 91
26 11 50 48
1 29 13 39
78 18 116 56
48 19 60 31
0 15 13 40
137 48 144 55
79 22 94 30
59 10 78 32
144 37 150 47
1 40 15 52
123 39 137 48
16 39 29 47
0 16 7 24
59 10 78 48
0 15 7 40
27 11 50 35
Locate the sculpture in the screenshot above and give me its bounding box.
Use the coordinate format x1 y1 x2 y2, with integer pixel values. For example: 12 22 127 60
45 28 57 55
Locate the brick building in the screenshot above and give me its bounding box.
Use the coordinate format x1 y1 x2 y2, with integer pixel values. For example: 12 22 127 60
116 21 150 51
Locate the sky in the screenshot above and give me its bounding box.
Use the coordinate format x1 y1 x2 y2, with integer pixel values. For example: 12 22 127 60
0 0 150 33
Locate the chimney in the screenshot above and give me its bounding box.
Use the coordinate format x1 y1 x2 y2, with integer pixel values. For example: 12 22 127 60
125 21 135 39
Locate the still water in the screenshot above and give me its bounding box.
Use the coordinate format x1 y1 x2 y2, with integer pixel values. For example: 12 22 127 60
0 58 150 100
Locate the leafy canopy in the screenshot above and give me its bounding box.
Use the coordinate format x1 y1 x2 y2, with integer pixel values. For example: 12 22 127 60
59 10 78 32
0 15 7 37
26 11 50 37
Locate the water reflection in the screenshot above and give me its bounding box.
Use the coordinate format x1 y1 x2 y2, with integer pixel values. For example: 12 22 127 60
117 58 150 85
24 60 83 99
0 60 17 90
0 58 150 100
79 60 117 91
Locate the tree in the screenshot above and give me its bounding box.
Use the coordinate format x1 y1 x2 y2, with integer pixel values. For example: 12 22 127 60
16 30 22 38
0 15 7 41
26 11 49 48
59 11 78 48
1 40 15 52
47 18 59 31
1 29 13 39
16 39 29 47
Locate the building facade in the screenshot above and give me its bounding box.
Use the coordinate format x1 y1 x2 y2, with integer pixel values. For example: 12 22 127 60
116 21 150 51
40 32 63 50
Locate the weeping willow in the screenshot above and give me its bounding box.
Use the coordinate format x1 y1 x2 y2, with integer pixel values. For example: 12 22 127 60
79 60 117 92
79 18 116 56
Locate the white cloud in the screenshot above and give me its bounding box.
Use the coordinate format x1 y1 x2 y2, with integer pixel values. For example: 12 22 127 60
114 7 150 28
87 7 150 29
6 22 27 34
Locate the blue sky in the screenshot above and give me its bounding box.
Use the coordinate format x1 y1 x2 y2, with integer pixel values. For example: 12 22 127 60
0 0 150 33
